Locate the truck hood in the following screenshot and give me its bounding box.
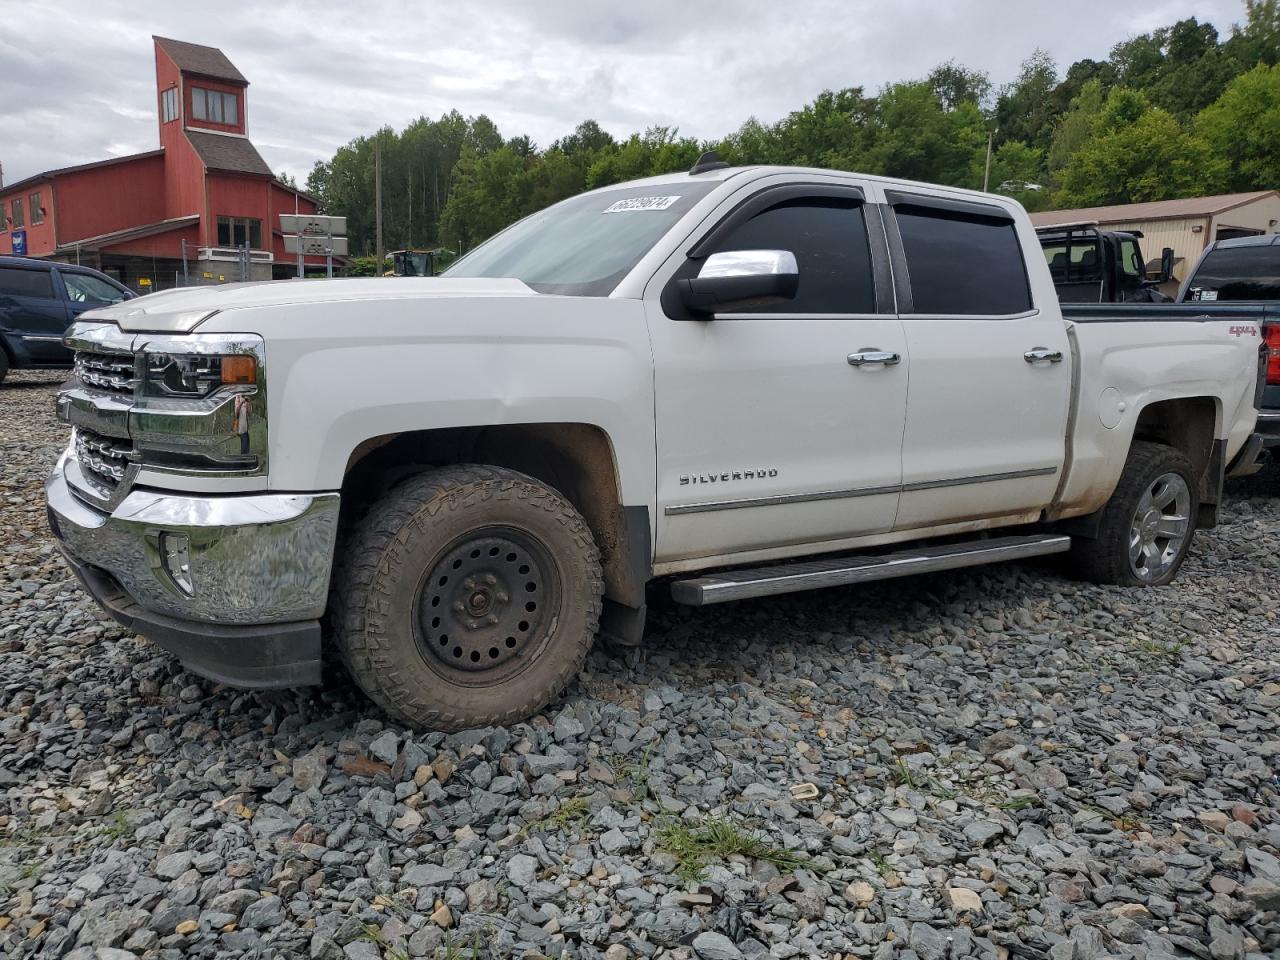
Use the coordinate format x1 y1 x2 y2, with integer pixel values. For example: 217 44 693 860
82 277 539 333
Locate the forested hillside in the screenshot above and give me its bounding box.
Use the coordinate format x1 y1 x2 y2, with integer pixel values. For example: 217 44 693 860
305 0 1280 259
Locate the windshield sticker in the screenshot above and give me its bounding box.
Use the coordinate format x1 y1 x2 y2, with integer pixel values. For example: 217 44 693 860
1194 288 1219 301
603 196 680 213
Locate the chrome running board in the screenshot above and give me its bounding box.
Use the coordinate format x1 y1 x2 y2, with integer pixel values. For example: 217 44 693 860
669 534 1072 606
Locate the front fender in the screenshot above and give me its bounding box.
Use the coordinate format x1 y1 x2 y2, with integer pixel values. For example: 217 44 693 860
202 296 657 507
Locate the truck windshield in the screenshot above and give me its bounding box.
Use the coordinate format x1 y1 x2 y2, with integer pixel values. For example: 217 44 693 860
442 182 716 296
1186 245 1280 301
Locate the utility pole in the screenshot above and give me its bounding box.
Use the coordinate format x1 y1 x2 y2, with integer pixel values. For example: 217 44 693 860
375 138 384 276
294 191 302 279
982 128 998 193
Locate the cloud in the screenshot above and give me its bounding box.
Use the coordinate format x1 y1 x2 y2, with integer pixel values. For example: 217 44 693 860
0 0 1247 185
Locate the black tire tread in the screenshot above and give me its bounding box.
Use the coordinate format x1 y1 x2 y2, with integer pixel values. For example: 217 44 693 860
328 464 603 730
1066 440 1198 586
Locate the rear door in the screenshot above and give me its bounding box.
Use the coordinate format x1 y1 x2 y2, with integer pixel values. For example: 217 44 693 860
0 265 70 365
884 191 1071 531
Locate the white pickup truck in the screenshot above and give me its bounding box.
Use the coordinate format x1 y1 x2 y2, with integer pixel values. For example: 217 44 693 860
47 159 1264 730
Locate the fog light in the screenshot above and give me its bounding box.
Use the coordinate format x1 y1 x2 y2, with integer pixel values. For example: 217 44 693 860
160 532 194 596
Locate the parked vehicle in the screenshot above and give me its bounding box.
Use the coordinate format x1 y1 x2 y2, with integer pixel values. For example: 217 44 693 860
1036 223 1174 303
1178 234 1280 456
384 249 441 277
47 161 1263 730
0 256 134 384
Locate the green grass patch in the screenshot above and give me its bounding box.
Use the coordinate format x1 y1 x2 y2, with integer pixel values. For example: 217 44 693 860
520 794 591 837
994 794 1039 811
657 815 815 885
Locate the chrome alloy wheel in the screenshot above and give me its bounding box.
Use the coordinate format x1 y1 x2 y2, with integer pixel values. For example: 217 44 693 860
1128 472 1192 583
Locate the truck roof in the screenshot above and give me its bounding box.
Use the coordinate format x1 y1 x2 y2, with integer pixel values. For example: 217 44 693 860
590 164 1027 208
1213 234 1280 250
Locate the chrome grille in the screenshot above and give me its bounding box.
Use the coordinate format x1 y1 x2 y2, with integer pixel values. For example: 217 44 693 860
74 351 137 395
74 428 135 489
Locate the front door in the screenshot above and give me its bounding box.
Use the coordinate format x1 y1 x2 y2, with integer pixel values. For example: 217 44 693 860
648 183 909 565
885 192 1071 531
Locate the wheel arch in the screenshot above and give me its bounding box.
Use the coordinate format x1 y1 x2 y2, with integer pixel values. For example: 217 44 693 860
339 422 650 609
1129 395 1223 527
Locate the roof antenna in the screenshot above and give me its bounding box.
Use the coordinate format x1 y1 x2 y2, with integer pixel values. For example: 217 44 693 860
689 150 730 175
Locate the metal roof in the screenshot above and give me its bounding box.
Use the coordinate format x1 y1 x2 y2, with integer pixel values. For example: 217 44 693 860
54 215 200 253
185 131 273 177
153 36 247 84
1030 191 1280 226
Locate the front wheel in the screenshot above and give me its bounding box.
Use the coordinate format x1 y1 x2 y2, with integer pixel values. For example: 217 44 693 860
330 465 603 730
1066 441 1199 587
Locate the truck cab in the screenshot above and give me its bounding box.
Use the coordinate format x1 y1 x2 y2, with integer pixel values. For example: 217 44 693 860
1037 223 1173 303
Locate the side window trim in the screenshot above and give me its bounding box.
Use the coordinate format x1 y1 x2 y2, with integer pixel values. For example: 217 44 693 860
882 198 1035 318
688 183 865 259
52 268 71 303
667 181 884 318
884 189 1014 224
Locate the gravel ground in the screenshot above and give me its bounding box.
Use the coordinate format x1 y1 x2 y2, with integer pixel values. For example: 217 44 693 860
1 369 1278 960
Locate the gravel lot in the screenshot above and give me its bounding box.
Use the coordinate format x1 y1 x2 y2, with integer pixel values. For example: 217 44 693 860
1 369 1278 960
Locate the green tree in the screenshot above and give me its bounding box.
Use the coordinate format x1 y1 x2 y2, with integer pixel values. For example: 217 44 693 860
864 81 987 186
1227 0 1280 66
1055 88 1219 206
1197 63 1280 190
995 51 1059 150
1047 79 1108 175
928 61 991 110
584 126 702 190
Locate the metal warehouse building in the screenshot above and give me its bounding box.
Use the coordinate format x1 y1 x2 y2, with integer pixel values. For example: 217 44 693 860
1031 191 1280 292
0 37 328 292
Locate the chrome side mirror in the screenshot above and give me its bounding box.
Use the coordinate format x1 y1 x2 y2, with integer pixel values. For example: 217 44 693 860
676 249 800 317
698 249 798 280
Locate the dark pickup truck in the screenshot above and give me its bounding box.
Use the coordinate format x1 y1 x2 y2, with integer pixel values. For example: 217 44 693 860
1178 235 1280 462
1038 223 1174 303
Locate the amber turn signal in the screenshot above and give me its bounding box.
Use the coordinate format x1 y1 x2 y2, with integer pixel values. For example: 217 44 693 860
221 356 257 384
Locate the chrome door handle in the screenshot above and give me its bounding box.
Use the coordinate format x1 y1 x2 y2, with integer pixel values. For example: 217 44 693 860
848 350 901 367
1024 347 1064 364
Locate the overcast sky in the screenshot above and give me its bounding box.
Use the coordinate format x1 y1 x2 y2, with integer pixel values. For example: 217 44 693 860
0 0 1249 187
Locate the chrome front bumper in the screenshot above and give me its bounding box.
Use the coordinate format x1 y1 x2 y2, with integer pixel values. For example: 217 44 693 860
47 450 340 626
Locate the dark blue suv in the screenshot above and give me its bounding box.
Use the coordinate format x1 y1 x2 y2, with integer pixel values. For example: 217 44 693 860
0 256 134 385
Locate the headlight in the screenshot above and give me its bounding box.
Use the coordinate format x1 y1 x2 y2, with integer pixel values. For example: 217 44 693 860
128 334 268 477
144 353 256 398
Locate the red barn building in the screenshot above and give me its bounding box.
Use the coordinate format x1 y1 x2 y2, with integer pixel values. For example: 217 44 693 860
0 37 329 289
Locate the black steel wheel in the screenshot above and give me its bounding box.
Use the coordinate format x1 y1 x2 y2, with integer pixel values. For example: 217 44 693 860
414 528 561 684
330 465 603 730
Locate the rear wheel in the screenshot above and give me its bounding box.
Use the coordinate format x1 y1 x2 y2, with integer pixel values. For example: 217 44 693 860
330 465 603 730
0 349 9 386
1067 441 1198 586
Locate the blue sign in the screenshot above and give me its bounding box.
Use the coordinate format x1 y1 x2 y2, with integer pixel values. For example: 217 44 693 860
10 230 26 256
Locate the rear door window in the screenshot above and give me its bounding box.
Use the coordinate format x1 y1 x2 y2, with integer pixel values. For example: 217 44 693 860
0 267 55 299
895 203 1032 315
